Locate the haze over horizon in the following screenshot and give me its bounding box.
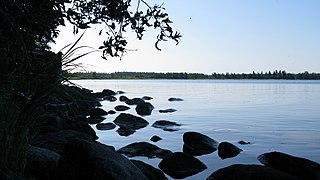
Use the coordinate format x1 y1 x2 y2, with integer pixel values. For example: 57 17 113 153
50 0 320 74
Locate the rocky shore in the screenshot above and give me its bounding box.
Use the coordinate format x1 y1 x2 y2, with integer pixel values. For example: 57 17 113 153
2 85 320 180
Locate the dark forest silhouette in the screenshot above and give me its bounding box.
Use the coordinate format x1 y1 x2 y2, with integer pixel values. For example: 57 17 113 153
69 70 320 80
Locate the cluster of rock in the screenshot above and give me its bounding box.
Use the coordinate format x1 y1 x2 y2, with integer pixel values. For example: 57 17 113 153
17 85 320 180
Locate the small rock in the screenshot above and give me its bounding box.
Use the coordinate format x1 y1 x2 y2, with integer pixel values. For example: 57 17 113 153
159 108 177 113
150 135 162 142
96 123 116 130
135 102 154 116
119 95 129 102
238 140 251 145
142 96 153 100
102 89 116 96
152 120 181 131
116 127 136 136
103 96 117 102
108 110 116 114
114 105 130 111
168 97 184 102
158 152 207 179
218 142 242 159
117 90 125 94
118 142 172 159
125 98 145 105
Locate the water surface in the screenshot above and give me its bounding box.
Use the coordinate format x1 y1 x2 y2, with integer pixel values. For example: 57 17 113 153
73 79 320 179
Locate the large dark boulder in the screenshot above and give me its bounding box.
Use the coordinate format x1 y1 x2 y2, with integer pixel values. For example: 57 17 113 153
183 131 219 156
114 105 130 111
113 113 149 130
31 130 95 154
207 164 302 180
58 139 148 180
125 98 145 105
218 142 242 159
258 151 320 180
130 160 168 180
152 120 181 131
158 152 207 179
117 142 172 159
25 145 60 180
135 102 154 116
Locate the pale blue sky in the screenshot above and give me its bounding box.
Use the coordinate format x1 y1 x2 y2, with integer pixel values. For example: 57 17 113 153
51 0 320 74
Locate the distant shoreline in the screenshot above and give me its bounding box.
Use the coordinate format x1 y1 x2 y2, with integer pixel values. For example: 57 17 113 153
67 71 320 80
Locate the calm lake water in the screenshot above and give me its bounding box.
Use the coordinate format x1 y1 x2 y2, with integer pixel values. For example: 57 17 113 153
72 79 320 179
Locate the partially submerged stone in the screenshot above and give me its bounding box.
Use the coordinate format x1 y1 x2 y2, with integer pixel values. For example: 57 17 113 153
207 164 301 180
117 142 172 159
130 160 168 180
159 152 207 179
152 120 181 131
218 142 242 159
158 108 177 113
258 151 320 180
135 102 154 116
113 113 149 130
183 131 218 156
96 122 116 131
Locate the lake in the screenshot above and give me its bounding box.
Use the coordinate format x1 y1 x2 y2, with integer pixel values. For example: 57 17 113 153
72 79 320 179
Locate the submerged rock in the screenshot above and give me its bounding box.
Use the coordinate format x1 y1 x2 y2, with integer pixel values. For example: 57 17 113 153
116 127 136 136
183 131 219 156
207 164 301 180
218 142 242 159
135 102 154 116
142 96 153 100
152 120 181 131
238 140 251 145
130 160 168 180
113 113 149 130
117 142 172 159
119 95 129 102
168 97 184 102
158 108 177 113
114 105 130 111
159 152 207 179
96 123 116 131
125 98 145 105
258 151 320 180
103 95 117 102
150 135 162 142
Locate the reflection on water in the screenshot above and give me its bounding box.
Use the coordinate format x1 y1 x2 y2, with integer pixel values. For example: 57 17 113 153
72 79 320 179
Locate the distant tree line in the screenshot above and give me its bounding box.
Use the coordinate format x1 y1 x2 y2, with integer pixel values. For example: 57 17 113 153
68 70 320 80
